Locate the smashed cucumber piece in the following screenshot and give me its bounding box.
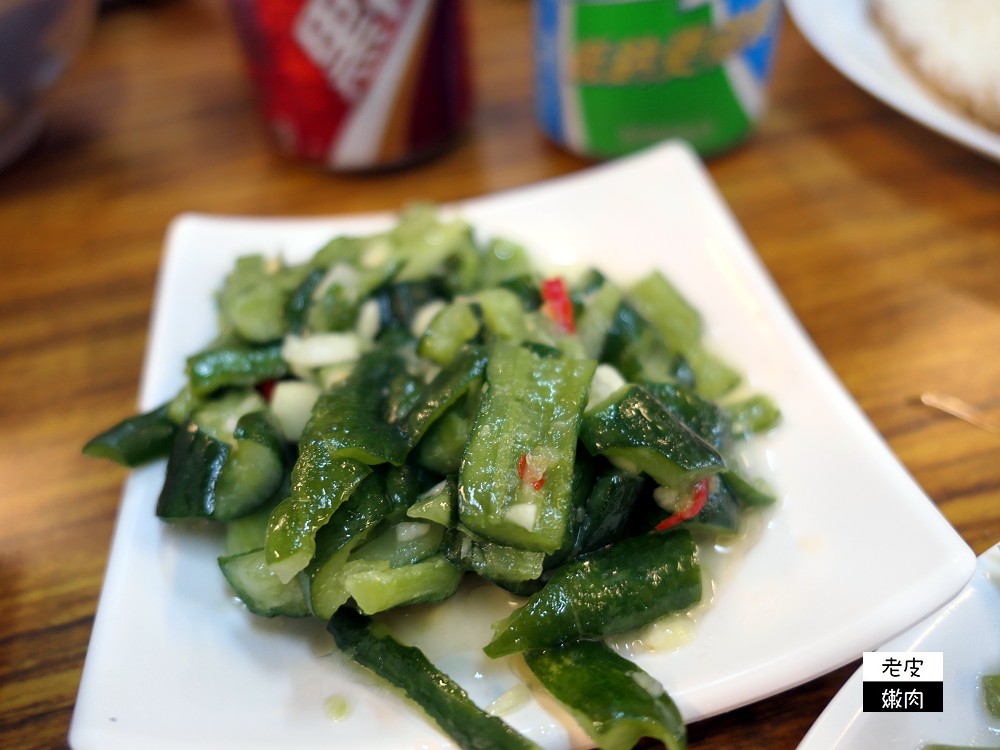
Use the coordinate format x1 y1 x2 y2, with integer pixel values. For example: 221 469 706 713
82 403 177 467
726 393 782 437
524 640 686 750
328 608 540 750
186 342 288 397
983 674 1000 718
305 472 396 619
218 548 309 618
213 410 288 520
459 341 596 554
418 299 480 366
581 384 724 489
444 528 547 587
265 448 371 584
268 344 488 585
156 408 286 522
406 478 458 527
342 555 462 615
628 271 740 398
484 530 701 658
218 255 300 343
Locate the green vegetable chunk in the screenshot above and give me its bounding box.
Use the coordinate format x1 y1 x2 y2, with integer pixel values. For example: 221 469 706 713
296 341 484 472
444 529 547 587
218 548 309 618
726 394 782 437
82 403 176 467
213 410 288 521
328 608 540 750
265 445 371 583
218 255 294 343
627 272 702 354
983 673 1000 718
343 555 462 615
642 380 731 450
581 384 724 489
155 410 287 522
459 342 596 554
405 346 489 446
628 271 740 398
155 424 230 520
186 342 287 397
565 467 648 560
298 345 413 466
601 302 692 386
720 470 776 508
306 472 396 619
524 640 686 750
484 530 701 658
418 300 480 366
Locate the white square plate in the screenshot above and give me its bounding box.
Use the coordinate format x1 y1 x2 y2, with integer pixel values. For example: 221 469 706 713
799 544 1000 749
70 142 975 750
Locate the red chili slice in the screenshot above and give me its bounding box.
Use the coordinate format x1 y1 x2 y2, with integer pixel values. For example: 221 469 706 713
517 453 546 491
655 478 710 532
255 379 277 401
540 277 576 333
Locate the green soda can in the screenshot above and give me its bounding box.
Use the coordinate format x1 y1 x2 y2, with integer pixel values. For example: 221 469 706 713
533 0 783 158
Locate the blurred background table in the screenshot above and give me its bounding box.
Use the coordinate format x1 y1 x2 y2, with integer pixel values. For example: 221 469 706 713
1 1 998 748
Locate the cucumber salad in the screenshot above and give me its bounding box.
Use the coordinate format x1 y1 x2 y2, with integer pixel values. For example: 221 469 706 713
85 205 781 750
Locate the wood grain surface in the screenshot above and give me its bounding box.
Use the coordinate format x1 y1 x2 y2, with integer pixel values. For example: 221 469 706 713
1 2 997 749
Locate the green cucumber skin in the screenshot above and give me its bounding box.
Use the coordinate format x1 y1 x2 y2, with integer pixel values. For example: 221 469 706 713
306 472 394 619
601 302 693 386
627 272 702 353
218 548 309 618
459 342 596 554
404 346 488 446
373 279 449 333
82 403 177 468
443 528 546 586
301 346 412 466
484 530 701 658
726 393 782 437
720 470 776 508
155 425 230 520
328 609 540 750
627 272 741 399
571 467 648 559
213 411 288 521
155 409 289 521
186 343 288 398
418 300 480 365
284 266 325 335
581 384 723 487
218 254 300 343
264 449 371 577
546 463 647 570
345 555 462 615
298 341 485 468
641 380 731 451
524 640 686 750
271 340 484 580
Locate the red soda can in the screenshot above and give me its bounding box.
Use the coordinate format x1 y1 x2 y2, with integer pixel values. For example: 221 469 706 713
228 0 470 171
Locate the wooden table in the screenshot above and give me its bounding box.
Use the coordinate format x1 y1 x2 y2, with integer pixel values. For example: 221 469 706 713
2 2 997 748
